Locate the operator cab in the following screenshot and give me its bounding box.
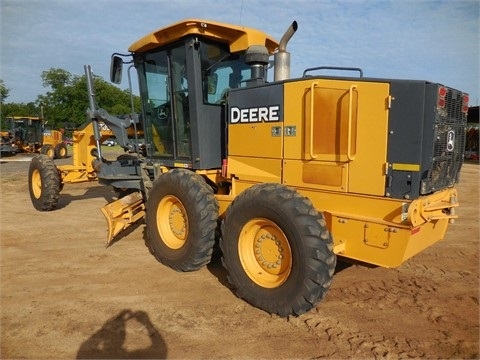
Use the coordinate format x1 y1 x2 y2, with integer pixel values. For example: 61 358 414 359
134 38 251 169
6 117 43 144
111 19 278 170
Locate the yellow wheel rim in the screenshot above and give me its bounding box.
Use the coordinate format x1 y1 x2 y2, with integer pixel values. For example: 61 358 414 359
59 147 66 157
31 169 42 199
238 218 292 288
156 195 188 249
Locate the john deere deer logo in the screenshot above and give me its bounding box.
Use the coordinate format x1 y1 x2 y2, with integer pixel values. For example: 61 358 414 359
446 130 455 152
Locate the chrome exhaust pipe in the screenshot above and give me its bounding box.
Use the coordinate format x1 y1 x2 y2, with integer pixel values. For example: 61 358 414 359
274 21 298 81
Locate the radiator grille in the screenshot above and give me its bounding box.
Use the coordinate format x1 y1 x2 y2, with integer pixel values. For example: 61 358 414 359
421 88 466 194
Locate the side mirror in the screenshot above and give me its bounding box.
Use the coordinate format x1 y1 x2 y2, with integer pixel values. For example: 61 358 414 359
207 73 218 95
110 56 123 84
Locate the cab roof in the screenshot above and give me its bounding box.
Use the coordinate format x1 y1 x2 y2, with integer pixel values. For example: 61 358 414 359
128 18 279 54
6 116 41 121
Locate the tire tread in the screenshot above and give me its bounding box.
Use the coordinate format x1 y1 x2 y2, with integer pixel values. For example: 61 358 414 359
221 183 336 317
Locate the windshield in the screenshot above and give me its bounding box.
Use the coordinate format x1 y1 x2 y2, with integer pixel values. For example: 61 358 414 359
7 118 42 143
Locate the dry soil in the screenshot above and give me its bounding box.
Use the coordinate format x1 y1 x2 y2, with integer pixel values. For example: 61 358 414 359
1 151 478 359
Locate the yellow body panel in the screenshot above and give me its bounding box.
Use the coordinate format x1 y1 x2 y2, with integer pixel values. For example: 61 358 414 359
229 120 282 159
42 129 63 146
294 186 457 268
283 79 390 196
57 122 115 184
283 160 348 192
228 157 282 184
70 126 98 173
328 214 450 268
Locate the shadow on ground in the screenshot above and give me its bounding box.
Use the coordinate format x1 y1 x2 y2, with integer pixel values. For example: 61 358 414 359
76 309 167 359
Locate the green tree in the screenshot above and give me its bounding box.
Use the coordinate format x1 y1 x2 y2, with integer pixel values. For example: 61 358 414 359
0 78 40 129
0 70 140 132
0 79 10 104
1 102 41 130
36 68 140 130
0 79 10 128
2 102 39 116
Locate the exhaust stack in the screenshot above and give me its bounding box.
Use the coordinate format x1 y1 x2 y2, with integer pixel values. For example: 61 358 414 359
274 21 298 81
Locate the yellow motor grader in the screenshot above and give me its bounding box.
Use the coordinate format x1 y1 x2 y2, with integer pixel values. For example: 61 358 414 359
29 19 468 317
5 116 68 159
3 116 68 158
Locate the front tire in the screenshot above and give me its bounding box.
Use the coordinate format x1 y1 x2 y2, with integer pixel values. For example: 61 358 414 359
28 155 61 211
221 183 336 317
41 144 55 158
145 169 219 271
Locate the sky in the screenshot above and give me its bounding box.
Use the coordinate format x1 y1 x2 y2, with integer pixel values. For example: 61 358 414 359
1 0 479 106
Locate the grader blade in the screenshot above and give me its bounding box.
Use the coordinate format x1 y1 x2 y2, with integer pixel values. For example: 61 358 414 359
101 192 145 246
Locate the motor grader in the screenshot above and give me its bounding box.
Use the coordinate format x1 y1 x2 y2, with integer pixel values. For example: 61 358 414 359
4 116 68 159
28 19 468 317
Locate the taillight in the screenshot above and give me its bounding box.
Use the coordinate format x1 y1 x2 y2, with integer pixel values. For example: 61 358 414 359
437 86 447 108
438 86 447 98
462 94 469 114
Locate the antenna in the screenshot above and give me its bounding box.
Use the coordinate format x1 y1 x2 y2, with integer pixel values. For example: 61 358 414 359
239 0 244 25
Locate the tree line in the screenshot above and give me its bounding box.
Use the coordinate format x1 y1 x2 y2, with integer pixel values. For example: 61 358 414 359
0 68 140 132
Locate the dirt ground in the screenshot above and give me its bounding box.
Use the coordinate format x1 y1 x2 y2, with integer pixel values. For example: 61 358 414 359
1 150 478 359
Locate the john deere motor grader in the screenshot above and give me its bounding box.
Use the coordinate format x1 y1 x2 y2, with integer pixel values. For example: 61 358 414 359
29 19 468 317
4 116 68 159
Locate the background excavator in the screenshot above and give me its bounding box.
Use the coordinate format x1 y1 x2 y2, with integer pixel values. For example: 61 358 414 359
28 19 468 317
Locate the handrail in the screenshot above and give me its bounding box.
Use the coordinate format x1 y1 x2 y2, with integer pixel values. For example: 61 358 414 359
347 85 357 161
303 66 363 78
309 82 319 159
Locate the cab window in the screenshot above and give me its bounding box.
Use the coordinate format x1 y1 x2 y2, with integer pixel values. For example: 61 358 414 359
200 42 250 104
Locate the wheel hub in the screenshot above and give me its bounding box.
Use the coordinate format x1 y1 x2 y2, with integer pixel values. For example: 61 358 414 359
255 233 284 270
169 205 187 238
31 169 42 199
239 218 292 288
157 195 189 249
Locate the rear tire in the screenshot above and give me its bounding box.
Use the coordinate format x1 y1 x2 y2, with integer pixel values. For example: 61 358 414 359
221 183 336 317
28 155 61 211
54 142 68 159
145 169 219 271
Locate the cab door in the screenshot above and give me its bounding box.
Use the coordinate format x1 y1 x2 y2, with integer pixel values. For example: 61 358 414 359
139 43 192 164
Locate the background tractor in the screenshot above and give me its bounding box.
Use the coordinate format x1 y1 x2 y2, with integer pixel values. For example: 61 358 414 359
28 19 468 317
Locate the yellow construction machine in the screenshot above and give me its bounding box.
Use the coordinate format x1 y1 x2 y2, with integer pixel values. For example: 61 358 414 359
28 117 142 211
29 19 468 317
3 116 68 158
